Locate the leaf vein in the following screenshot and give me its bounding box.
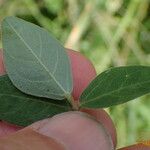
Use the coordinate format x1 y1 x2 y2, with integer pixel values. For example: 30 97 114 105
6 20 67 96
81 80 150 105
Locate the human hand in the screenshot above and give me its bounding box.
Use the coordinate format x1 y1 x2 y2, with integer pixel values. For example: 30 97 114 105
0 49 149 150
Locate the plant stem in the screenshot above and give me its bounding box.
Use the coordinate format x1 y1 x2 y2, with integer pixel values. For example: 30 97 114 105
65 94 79 110
65 1 94 49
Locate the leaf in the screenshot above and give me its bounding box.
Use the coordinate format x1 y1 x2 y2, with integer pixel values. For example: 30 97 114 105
0 75 71 126
2 16 72 100
80 66 150 108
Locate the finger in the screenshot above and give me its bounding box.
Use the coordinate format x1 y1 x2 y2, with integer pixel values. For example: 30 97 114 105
0 121 22 138
63 49 117 148
66 49 96 100
1 48 96 99
28 111 114 150
0 49 20 137
81 108 117 147
118 143 150 150
0 49 96 137
1 48 114 150
0 111 113 150
0 128 65 150
0 109 117 148
0 51 113 149
0 49 6 75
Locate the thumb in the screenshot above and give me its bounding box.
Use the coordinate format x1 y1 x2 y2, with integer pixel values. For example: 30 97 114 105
0 128 65 150
0 111 113 150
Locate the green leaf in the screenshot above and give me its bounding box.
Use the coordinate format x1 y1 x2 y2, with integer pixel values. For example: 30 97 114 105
80 66 150 108
0 75 71 126
2 16 72 100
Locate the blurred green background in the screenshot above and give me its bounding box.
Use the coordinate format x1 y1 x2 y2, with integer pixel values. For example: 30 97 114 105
0 0 150 148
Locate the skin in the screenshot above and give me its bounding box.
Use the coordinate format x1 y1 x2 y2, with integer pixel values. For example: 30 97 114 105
29 111 114 150
0 121 22 138
67 49 117 147
0 50 5 75
0 112 114 150
81 108 117 147
0 48 149 149
0 129 66 150
67 49 96 101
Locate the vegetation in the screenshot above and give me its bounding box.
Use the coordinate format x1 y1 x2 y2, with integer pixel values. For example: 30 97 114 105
0 0 149 148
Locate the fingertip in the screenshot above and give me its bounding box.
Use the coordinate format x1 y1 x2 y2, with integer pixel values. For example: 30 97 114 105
0 121 22 137
0 128 65 150
0 49 6 75
66 49 96 100
29 111 114 150
81 108 117 148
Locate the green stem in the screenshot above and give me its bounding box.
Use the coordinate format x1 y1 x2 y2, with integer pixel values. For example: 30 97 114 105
65 94 79 110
